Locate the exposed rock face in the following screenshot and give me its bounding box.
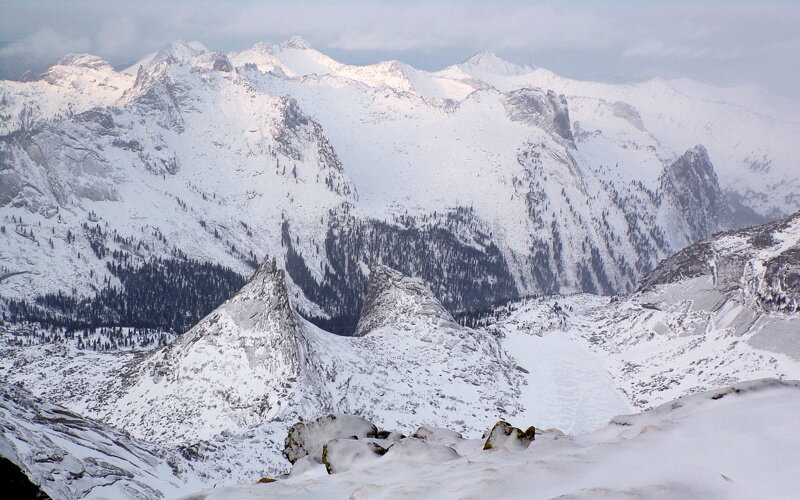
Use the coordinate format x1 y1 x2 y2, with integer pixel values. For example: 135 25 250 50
354 265 457 336
505 88 574 143
660 145 731 242
212 55 233 72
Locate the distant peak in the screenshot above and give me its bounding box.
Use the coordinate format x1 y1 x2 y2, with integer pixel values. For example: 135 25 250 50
53 53 112 70
464 51 501 63
460 51 531 76
353 265 456 337
153 40 208 63
164 40 208 53
279 36 313 50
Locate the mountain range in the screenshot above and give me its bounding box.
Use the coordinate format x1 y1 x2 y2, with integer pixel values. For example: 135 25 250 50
2 37 798 335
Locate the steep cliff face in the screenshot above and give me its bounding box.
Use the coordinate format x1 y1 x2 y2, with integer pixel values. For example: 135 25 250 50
659 145 731 243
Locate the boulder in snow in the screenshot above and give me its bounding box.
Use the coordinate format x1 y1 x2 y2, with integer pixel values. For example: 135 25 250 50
383 438 460 465
284 414 378 464
483 421 536 450
321 439 387 474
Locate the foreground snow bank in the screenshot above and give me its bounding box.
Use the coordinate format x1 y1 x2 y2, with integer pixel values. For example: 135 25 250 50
184 378 800 500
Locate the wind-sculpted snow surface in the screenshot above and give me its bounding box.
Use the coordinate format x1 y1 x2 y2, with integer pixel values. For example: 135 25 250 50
183 379 800 500
0 384 199 499
6 36 795 335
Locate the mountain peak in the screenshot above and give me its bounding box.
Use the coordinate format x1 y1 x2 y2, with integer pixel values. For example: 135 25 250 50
278 36 313 51
460 51 530 76
659 144 731 242
52 53 113 70
353 265 456 337
146 255 303 388
109 256 308 442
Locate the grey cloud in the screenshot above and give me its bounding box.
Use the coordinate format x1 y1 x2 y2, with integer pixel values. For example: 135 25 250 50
0 0 797 97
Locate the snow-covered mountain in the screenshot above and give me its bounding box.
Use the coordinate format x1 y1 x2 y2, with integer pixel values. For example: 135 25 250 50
3 37 797 336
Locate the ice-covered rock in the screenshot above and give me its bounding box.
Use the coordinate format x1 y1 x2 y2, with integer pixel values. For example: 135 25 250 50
383 438 460 465
284 414 378 464
288 456 327 478
411 425 464 447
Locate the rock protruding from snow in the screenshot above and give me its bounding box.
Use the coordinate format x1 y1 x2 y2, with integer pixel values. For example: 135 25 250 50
412 425 463 445
354 265 457 336
284 414 378 464
285 416 461 476
321 439 387 474
382 438 460 465
483 421 536 450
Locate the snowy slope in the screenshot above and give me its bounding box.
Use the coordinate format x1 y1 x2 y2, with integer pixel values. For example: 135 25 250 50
2 213 799 498
186 379 800 500
0 384 201 499
0 260 528 486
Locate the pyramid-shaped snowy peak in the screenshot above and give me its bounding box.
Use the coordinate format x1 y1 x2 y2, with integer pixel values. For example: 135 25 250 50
108 258 309 443
152 257 303 376
353 265 457 337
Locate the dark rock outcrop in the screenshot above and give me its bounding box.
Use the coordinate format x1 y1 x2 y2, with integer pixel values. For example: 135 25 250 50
660 145 731 242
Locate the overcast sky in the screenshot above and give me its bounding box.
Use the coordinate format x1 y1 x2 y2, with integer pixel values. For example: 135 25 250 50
1 0 798 97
